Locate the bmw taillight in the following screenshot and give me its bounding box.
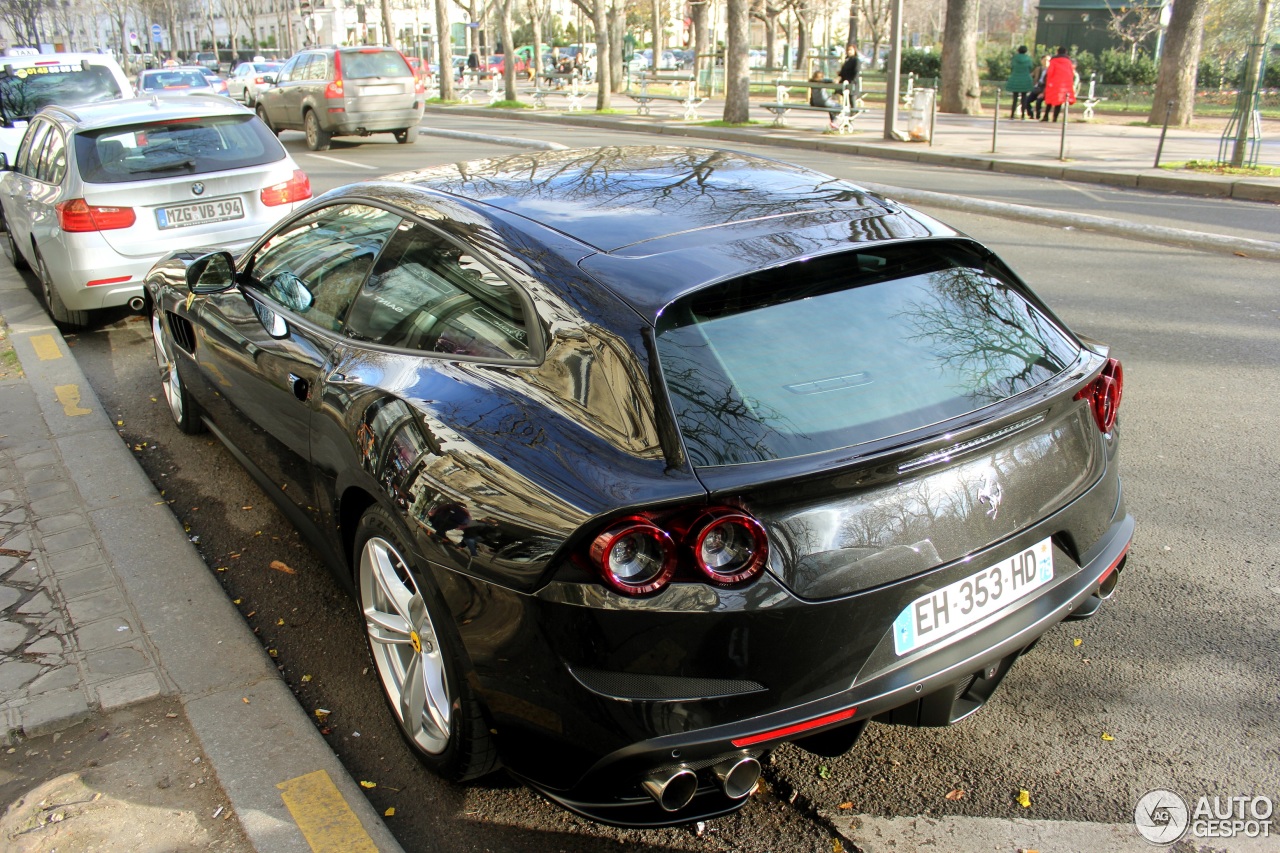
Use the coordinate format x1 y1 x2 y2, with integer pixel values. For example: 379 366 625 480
588 505 769 596
56 198 136 232
254 75 266 84
260 169 312 206
324 51 344 98
1076 357 1123 433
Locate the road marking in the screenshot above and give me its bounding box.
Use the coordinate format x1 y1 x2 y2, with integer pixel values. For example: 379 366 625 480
277 770 379 853
304 153 380 171
53 384 91 416
31 334 61 360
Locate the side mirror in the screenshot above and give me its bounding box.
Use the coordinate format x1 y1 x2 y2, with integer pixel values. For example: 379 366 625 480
262 73 277 84
186 251 236 293
0 152 9 171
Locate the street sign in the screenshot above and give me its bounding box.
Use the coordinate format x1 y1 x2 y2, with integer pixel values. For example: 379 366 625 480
151 23 163 45
128 32 138 45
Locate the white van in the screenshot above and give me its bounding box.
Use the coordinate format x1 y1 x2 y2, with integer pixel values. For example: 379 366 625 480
0 53 132 163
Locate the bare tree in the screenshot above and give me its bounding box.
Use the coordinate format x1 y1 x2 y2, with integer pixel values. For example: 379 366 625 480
498 0 517 99
572 0 612 109
690 0 710 92
0 0 47 47
862 0 892 69
724 0 750 122
529 0 547 81
939 0 981 114
1105 3 1164 61
436 0 455 99
1147 0 1208 127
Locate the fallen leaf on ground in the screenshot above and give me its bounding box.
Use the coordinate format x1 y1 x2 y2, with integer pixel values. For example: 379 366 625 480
1073 638 1083 647
360 781 376 789
818 765 831 779
837 801 853 810
1016 789 1031 808
314 709 331 719
945 789 964 801
1101 732 1115 741
384 807 395 817
832 839 844 853
269 560 296 574
242 697 249 704
301 674 312 682
277 618 285 626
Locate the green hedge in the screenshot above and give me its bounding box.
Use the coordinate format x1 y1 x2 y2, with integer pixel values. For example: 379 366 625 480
899 48 941 78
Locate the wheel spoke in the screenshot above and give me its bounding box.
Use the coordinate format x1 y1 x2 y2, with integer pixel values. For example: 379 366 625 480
367 541 416 625
420 644 451 739
399 649 426 740
365 609 413 645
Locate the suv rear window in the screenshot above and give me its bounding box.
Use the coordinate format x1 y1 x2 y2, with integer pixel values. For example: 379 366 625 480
340 49 412 79
655 242 1080 466
0 64 124 121
74 114 286 183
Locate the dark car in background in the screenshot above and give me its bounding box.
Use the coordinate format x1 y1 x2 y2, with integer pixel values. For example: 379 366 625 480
254 46 424 150
145 147 1132 827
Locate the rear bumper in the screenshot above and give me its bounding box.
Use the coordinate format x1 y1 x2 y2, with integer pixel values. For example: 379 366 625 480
519 512 1133 825
323 105 424 135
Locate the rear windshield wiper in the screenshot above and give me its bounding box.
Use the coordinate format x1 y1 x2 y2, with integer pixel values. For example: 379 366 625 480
127 158 198 174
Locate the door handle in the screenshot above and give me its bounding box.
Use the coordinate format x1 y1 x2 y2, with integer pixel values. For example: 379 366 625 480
288 373 310 402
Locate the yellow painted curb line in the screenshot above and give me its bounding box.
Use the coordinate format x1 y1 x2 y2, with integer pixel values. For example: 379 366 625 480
30 334 61 361
53 384 91 416
277 769 380 853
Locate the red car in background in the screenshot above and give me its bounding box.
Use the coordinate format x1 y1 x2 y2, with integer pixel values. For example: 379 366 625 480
485 54 528 76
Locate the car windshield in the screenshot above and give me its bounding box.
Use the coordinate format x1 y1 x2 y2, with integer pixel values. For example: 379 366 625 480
141 70 209 89
74 114 286 183
655 242 1081 466
0 63 125 122
340 50 410 79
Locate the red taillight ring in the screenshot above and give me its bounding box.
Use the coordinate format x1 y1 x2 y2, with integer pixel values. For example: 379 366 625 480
1076 357 1124 434
689 510 769 585
589 518 676 596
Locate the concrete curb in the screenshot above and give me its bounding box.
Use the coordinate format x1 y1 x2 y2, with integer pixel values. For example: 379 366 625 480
0 271 404 853
421 105 1280 262
417 125 566 150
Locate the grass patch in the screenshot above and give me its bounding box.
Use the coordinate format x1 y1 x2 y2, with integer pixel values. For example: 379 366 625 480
0 321 22 380
696 119 765 127
489 99 532 109
1161 159 1280 177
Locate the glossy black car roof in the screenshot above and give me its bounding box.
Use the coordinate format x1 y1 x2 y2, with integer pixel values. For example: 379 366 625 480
376 146 960 320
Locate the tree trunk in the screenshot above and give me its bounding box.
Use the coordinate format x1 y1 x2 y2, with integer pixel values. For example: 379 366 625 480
723 0 750 122
608 6 624 93
652 0 662 60
939 0 981 114
574 0 612 109
532 0 544 81
796 14 808 73
1147 0 1208 127
501 0 517 100
847 0 859 48
436 0 454 100
764 12 777 70
691 0 710 94
382 0 396 46
1230 0 1274 164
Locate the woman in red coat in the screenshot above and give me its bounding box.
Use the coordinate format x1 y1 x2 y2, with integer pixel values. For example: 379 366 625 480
1041 46 1078 123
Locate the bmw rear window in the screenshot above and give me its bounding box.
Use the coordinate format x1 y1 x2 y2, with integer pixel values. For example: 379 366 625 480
340 50 412 79
0 64 124 121
74 114 286 183
655 242 1080 466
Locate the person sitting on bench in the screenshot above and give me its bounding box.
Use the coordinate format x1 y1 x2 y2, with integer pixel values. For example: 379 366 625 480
808 70 842 129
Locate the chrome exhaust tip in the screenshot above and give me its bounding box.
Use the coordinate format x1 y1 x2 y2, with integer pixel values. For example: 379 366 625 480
712 756 761 800
128 296 146 312
641 768 698 812
1097 568 1120 599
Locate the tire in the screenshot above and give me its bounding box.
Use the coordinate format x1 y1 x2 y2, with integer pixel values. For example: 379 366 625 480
35 249 88 328
2 219 27 271
256 104 278 135
151 303 205 435
304 110 331 151
241 89 253 107
356 505 497 782
394 128 416 145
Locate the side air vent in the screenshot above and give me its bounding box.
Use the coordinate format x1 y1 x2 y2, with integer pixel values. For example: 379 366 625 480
168 312 196 354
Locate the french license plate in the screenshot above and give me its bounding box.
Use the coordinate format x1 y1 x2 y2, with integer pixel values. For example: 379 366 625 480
156 198 244 230
892 538 1054 656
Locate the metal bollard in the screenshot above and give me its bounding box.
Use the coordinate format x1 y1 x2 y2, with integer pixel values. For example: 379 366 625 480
1154 99 1174 168
992 88 1001 153
1059 101 1069 160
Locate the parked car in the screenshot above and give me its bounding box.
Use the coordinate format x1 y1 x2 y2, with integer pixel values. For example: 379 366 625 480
485 54 527 76
136 67 216 96
254 46 424 151
194 51 220 74
144 146 1132 826
227 61 281 105
0 52 133 163
0 96 310 327
197 68 231 97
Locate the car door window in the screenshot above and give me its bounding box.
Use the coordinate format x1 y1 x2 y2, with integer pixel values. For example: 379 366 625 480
35 127 66 185
247 204 401 331
276 56 298 83
15 121 49 177
343 221 532 361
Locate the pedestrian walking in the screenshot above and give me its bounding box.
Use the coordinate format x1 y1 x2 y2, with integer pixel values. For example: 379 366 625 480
1041 46 1078 123
1007 45 1034 119
808 69 843 129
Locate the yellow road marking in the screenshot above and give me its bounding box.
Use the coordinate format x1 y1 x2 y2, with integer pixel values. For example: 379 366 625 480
277 770 379 853
31 334 61 361
53 384 91 416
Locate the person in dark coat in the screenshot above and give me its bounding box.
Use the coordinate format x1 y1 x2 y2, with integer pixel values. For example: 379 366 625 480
1007 45 1034 119
1028 54 1050 119
1042 46 1078 123
808 69 843 129
837 45 860 88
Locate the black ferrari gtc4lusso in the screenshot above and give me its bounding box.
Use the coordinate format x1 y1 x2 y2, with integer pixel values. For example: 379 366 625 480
146 146 1132 826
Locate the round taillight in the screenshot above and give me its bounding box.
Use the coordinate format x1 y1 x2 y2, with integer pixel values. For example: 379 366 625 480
590 519 676 595
689 510 768 585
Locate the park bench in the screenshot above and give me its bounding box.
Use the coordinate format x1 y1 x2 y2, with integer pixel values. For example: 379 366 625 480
458 72 503 105
531 70 591 111
628 73 705 120
760 79 866 134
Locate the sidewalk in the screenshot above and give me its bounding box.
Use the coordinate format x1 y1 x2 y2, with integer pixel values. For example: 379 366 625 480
0 270 401 852
425 87 1280 203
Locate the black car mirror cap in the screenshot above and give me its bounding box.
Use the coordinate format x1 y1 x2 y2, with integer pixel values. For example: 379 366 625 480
262 73 277 84
187 251 237 294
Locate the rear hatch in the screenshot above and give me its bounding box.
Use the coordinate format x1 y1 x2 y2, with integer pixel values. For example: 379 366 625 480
338 48 417 115
652 239 1107 600
72 112 298 255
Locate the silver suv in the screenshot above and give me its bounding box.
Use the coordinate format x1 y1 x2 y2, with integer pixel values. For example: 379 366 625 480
255 47 424 150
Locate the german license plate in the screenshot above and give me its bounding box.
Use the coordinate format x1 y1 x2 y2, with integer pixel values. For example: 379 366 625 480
156 198 244 230
892 539 1054 656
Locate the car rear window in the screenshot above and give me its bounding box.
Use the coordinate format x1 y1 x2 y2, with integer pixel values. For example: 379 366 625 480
140 70 209 89
0 63 124 121
655 242 1081 466
74 114 286 183
340 50 412 79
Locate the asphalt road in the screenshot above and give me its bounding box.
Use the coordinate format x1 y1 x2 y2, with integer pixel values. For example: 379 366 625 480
56 125 1280 851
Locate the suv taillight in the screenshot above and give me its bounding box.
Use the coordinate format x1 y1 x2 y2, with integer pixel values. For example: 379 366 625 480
56 198 135 232
324 51 344 98
260 170 312 206
588 505 769 596
1076 357 1123 433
